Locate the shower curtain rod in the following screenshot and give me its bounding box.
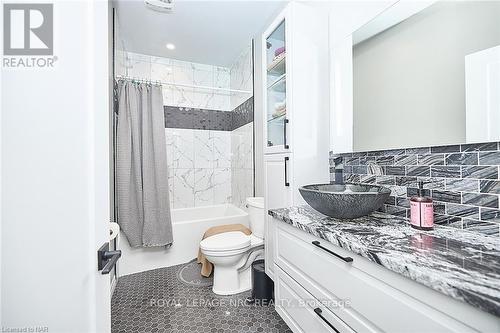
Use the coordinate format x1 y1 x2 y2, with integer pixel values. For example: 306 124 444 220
115 75 252 95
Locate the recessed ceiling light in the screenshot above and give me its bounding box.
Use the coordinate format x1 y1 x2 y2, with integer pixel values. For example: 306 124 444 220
166 43 176 50
144 0 174 13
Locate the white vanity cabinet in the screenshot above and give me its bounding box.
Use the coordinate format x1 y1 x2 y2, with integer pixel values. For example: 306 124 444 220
262 1 330 279
263 153 292 278
271 218 500 333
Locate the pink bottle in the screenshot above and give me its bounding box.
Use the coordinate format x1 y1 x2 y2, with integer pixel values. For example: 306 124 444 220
410 181 434 230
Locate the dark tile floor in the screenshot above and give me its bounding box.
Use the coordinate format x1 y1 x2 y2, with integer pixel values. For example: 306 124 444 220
112 263 292 333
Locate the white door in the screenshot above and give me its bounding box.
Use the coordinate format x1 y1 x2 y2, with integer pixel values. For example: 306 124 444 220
1 1 112 332
264 153 293 279
465 45 500 143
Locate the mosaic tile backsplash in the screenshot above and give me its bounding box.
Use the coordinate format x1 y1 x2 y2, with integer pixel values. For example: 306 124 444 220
329 142 500 236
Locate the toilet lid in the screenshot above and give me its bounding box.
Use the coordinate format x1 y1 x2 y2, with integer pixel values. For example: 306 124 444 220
200 231 251 252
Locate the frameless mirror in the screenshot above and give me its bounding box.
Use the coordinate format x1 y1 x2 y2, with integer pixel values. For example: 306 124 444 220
352 1 500 152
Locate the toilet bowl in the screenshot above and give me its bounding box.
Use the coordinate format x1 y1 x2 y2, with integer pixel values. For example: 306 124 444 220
200 197 265 295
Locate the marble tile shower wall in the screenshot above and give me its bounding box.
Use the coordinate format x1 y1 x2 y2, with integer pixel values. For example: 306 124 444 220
330 142 500 236
118 51 254 209
231 122 254 208
165 128 231 208
229 44 254 208
123 52 231 111
230 45 253 110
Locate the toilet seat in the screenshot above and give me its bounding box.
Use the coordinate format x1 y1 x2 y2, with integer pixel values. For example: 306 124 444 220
249 234 264 247
200 231 251 253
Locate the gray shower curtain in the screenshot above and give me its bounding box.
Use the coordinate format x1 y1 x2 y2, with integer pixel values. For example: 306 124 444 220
115 79 173 247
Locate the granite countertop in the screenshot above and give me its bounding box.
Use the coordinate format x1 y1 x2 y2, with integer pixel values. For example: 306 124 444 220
268 206 500 317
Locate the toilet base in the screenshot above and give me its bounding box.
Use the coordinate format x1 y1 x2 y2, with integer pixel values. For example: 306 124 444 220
212 285 251 296
211 264 252 296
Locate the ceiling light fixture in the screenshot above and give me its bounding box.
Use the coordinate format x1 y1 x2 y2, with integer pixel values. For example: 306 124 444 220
166 43 176 50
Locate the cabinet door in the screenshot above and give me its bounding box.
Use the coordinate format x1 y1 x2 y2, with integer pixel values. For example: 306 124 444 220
263 8 292 155
265 154 293 210
264 154 293 279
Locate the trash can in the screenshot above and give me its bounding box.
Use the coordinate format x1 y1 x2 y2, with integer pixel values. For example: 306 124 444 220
248 259 274 305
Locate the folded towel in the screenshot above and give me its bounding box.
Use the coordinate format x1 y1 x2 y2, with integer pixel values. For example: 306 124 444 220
272 102 287 118
197 224 252 277
275 46 285 57
274 101 286 110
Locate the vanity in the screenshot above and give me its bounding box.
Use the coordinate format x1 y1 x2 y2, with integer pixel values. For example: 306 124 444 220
260 1 500 332
268 206 500 333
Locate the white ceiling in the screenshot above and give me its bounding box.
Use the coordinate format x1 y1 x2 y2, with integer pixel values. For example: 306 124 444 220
114 0 288 67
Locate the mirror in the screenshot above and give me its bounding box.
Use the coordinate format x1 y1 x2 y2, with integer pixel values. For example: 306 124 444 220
352 1 500 152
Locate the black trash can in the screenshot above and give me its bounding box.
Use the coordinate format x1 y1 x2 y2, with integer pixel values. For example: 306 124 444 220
248 259 274 305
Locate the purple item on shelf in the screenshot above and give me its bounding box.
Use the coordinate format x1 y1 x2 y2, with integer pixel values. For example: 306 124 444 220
274 46 285 57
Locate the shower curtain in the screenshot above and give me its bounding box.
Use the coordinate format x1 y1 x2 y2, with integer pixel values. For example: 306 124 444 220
115 79 173 247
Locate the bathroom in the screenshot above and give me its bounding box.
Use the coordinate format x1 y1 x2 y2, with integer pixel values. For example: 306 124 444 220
1 0 499 333
110 1 288 331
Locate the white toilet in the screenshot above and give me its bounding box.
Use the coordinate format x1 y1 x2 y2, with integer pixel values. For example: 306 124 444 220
200 197 265 295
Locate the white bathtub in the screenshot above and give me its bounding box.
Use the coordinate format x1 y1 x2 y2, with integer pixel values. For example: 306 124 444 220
118 204 249 276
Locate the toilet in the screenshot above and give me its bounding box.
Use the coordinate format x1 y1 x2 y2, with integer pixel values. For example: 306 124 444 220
200 197 265 295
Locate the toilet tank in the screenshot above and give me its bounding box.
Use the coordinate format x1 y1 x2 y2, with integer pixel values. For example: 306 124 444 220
246 197 264 239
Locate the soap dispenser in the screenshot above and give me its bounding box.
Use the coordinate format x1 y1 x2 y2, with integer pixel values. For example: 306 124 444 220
410 181 434 230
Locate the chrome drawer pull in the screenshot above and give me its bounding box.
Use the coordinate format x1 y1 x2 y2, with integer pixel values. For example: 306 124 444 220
312 241 353 263
314 308 340 333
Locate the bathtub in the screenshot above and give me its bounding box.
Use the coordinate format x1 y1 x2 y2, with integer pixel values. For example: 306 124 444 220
118 204 249 276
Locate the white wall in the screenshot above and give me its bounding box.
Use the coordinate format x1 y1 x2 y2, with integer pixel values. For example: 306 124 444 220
1 1 111 332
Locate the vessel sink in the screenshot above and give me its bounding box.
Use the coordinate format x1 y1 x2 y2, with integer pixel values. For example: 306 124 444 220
299 183 391 219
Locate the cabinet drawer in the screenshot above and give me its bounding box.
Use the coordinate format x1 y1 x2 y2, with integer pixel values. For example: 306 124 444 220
275 266 354 333
275 221 477 333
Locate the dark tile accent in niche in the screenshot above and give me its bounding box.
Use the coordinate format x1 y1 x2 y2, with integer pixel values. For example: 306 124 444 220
330 141 500 237
164 106 232 131
232 97 254 130
164 97 254 132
